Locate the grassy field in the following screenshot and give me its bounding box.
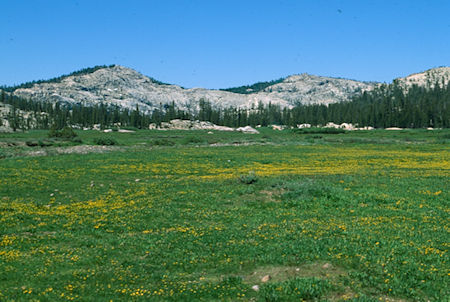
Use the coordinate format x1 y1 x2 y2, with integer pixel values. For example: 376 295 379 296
0 129 449 301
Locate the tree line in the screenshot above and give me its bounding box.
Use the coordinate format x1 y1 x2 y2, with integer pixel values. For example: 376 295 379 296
220 77 285 94
0 65 171 94
1 81 449 131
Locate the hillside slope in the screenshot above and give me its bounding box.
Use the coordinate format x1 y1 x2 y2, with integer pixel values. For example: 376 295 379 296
11 65 376 113
394 67 450 89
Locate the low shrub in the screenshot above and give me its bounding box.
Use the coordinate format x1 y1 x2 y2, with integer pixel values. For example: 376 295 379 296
150 138 175 146
25 141 39 147
120 126 139 131
238 171 258 184
292 127 346 134
48 126 78 139
93 137 118 145
71 137 83 144
0 149 11 159
308 135 323 139
207 138 219 144
38 140 54 147
182 136 205 144
260 277 331 301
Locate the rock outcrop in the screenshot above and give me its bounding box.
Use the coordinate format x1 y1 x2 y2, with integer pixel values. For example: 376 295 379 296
12 65 376 113
261 73 376 105
154 119 234 131
236 126 259 134
394 67 450 89
9 65 449 116
147 119 260 133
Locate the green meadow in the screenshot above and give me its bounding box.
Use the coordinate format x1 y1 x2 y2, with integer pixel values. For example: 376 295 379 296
0 129 449 301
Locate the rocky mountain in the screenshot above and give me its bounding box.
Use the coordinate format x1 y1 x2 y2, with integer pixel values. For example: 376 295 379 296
7 65 449 114
10 65 376 113
258 73 376 105
0 102 42 132
393 67 450 89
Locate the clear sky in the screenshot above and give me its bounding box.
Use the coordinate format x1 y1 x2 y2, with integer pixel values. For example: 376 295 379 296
1 0 449 89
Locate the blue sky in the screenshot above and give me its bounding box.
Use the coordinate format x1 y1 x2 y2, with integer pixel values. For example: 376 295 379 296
1 0 449 88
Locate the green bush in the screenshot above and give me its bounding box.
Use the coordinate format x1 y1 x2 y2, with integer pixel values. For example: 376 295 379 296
38 140 53 147
207 138 219 144
48 126 78 139
150 138 175 146
238 171 258 184
93 137 118 146
0 148 11 159
25 141 39 147
291 127 346 134
71 137 83 144
120 126 139 131
182 136 205 145
308 135 323 139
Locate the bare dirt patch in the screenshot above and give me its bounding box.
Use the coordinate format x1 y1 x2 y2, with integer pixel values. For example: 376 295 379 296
24 145 122 157
198 262 347 285
243 262 347 285
54 145 121 154
242 188 286 203
199 263 408 301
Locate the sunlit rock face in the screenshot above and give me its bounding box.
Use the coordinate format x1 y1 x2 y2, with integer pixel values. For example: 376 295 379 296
12 65 381 113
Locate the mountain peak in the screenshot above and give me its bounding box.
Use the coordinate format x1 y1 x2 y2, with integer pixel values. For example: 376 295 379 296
7 65 449 114
262 73 376 105
395 66 450 88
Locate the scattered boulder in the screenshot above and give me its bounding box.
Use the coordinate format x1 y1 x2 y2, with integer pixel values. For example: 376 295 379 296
213 125 236 131
251 285 260 291
157 119 234 131
296 122 374 130
236 126 259 134
339 123 355 130
261 275 271 283
0 125 13 133
325 122 340 129
271 125 285 131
